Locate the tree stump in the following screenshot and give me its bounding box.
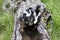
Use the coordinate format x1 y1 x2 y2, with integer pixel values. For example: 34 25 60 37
2 0 53 40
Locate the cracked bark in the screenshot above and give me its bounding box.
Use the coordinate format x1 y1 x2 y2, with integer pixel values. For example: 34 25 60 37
2 0 52 40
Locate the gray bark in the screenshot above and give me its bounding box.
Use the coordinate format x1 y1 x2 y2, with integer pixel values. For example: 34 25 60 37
2 0 53 40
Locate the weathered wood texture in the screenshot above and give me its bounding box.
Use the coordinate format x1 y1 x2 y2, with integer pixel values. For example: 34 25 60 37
2 0 53 40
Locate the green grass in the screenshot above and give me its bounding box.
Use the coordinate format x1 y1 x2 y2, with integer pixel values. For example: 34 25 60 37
42 0 60 40
0 12 14 40
0 0 60 40
0 0 14 40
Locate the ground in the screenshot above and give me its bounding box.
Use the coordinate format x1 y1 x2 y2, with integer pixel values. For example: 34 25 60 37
0 0 60 40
